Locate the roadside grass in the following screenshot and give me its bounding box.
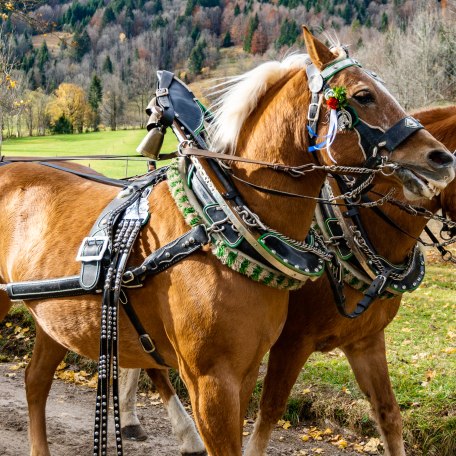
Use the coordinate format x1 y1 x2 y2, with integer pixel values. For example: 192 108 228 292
277 263 456 456
1 264 454 454
1 130 178 178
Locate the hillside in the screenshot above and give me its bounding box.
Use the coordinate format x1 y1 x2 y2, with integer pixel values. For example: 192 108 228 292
0 0 454 137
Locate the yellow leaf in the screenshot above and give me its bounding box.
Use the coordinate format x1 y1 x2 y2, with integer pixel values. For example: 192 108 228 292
302 388 311 394
5 322 12 328
282 420 291 430
323 428 332 435
442 347 456 354
57 361 67 371
363 437 381 453
335 438 348 449
300 434 310 442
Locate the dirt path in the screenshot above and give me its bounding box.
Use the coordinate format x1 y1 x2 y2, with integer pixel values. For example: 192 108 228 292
0 363 368 456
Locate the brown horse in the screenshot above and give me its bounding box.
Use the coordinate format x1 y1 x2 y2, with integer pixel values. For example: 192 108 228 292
244 104 456 456
117 105 456 454
0 30 453 456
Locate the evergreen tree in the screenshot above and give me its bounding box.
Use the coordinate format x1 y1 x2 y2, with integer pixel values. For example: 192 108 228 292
52 115 73 134
72 30 91 61
244 14 259 53
88 74 103 131
37 40 50 71
222 31 233 48
188 40 206 75
379 12 389 32
102 55 114 74
276 18 300 48
88 74 103 111
151 0 163 14
102 5 116 27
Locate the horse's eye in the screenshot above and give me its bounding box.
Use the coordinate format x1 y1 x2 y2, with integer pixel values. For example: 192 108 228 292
353 90 375 105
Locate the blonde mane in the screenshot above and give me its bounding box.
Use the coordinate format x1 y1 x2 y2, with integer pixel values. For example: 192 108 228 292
207 47 347 153
207 54 310 153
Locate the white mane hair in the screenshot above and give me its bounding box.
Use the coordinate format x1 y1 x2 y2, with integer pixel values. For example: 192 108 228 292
207 54 310 153
207 44 347 153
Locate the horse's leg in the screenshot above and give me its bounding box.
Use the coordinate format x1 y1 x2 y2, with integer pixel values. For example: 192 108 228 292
119 368 148 441
145 368 206 456
342 331 405 456
25 323 68 456
0 288 12 321
244 341 312 456
177 366 245 456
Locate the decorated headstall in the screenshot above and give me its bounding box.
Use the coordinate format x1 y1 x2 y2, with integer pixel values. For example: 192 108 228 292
305 57 424 169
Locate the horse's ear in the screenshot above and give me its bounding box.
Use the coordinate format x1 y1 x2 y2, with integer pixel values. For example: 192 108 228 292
302 26 335 70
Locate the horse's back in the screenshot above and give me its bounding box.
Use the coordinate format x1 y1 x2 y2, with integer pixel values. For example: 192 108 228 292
0 163 119 283
413 105 456 151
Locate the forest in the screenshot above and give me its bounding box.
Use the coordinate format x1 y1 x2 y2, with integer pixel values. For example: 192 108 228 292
0 0 454 141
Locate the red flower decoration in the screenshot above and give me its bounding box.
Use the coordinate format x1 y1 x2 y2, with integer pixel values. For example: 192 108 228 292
326 97 339 110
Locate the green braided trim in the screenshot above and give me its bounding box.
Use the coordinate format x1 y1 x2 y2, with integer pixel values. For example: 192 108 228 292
212 241 303 290
167 161 203 227
167 159 304 290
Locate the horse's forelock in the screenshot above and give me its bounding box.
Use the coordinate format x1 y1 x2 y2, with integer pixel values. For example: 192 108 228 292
207 54 310 153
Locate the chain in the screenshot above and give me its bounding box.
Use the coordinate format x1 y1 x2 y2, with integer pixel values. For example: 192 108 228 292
233 205 332 261
350 226 417 281
387 197 456 248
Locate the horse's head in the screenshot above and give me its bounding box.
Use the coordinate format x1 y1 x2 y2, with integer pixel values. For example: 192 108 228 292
302 27 455 200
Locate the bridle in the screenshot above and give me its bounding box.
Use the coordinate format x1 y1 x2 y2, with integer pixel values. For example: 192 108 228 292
305 55 425 174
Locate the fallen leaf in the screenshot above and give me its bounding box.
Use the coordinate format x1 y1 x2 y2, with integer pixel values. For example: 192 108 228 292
363 437 381 453
335 438 348 449
242 431 250 436
300 434 310 442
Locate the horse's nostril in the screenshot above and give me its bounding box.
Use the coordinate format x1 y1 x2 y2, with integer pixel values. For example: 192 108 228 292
427 150 455 169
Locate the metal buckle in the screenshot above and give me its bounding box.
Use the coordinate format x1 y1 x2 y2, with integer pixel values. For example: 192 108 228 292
76 236 109 262
307 102 321 122
122 271 135 284
375 274 388 295
139 334 156 353
156 88 169 97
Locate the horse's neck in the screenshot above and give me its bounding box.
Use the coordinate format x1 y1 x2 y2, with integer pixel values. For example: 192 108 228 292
359 185 438 264
230 72 325 241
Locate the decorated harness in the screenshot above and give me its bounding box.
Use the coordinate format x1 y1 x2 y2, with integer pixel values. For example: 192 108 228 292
0 55 430 455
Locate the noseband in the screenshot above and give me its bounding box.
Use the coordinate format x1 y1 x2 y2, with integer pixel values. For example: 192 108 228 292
306 57 424 170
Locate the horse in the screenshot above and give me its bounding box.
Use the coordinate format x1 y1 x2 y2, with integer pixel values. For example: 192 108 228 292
0 29 454 456
244 104 456 456
118 105 456 454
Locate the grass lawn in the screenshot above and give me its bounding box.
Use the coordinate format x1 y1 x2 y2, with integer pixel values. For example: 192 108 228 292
282 262 456 455
1 130 178 178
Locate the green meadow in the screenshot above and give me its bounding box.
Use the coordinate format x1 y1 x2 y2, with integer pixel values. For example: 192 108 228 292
1 130 178 178
1 131 455 455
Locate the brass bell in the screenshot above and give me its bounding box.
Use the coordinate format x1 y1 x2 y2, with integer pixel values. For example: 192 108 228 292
136 126 165 159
